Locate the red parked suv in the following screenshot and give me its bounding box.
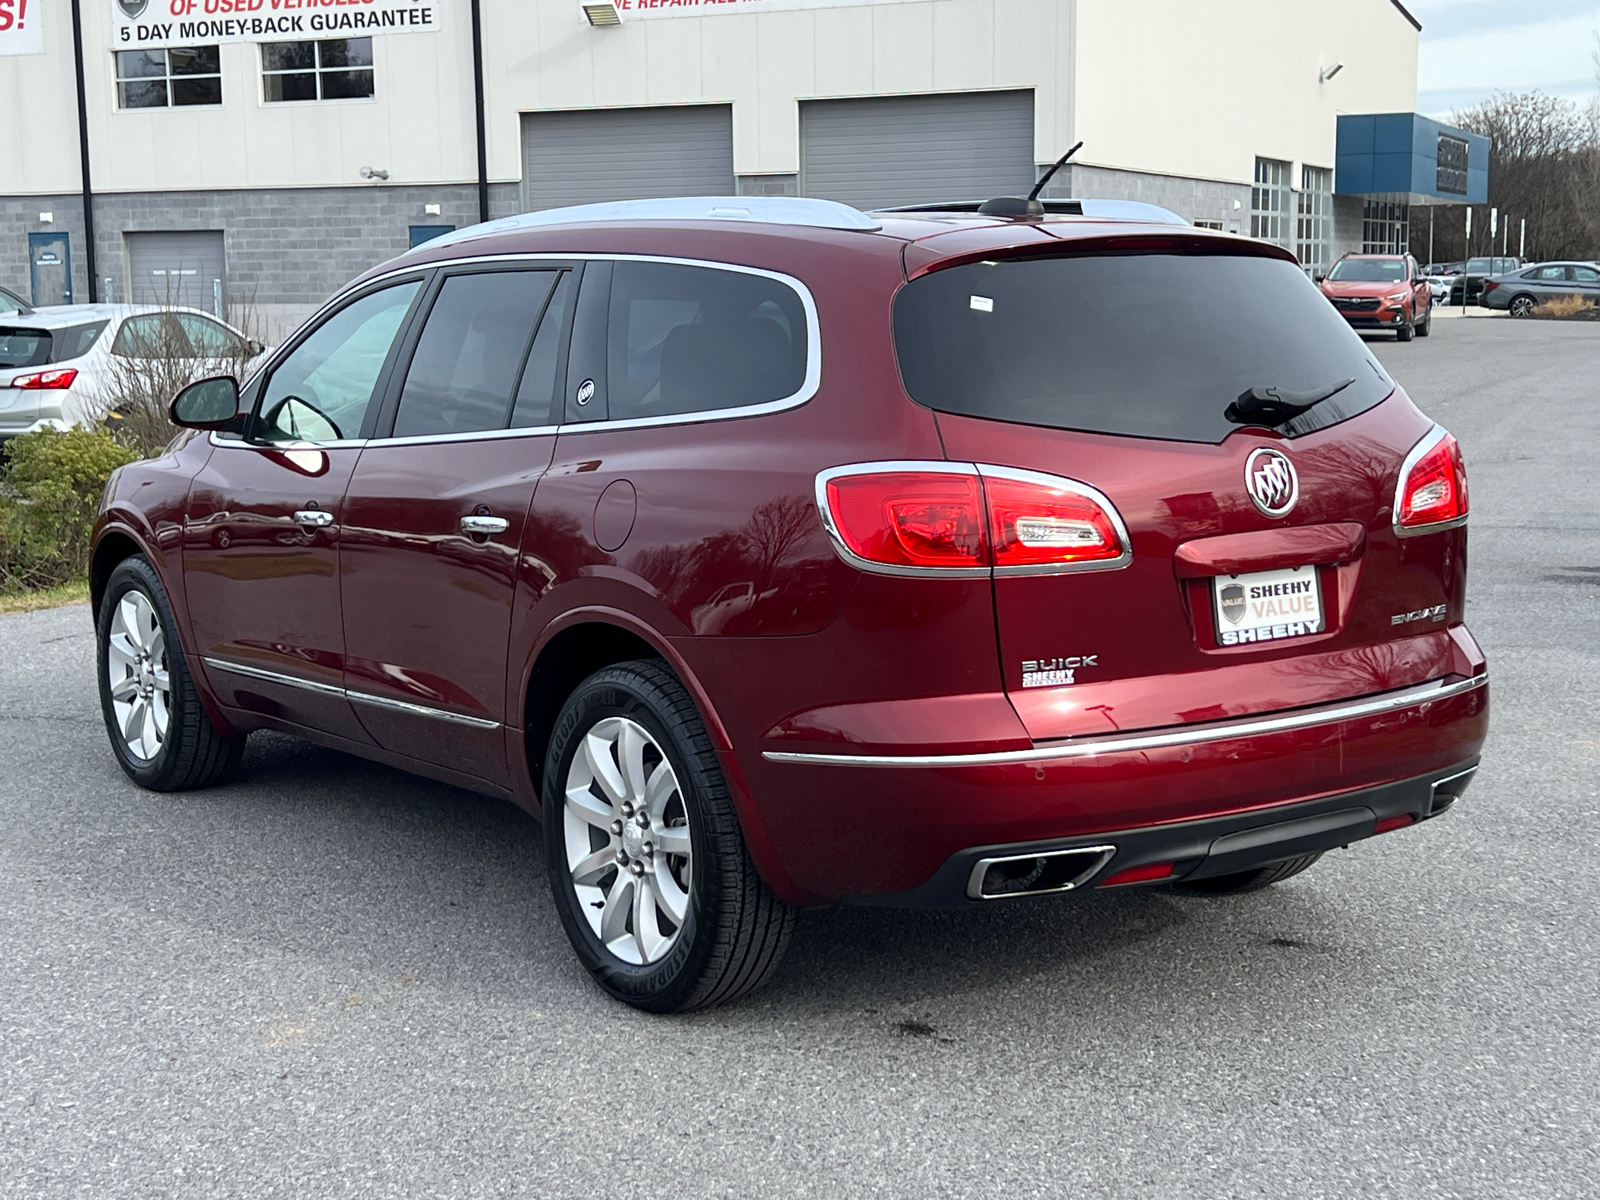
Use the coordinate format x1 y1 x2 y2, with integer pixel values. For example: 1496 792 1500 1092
91 196 1486 1011
1319 253 1433 340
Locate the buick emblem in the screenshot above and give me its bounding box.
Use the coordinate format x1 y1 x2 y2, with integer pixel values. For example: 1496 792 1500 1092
1244 447 1298 518
1219 583 1246 625
117 0 148 19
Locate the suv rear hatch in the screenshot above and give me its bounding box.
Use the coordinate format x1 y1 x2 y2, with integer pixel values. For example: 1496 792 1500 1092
893 234 1474 743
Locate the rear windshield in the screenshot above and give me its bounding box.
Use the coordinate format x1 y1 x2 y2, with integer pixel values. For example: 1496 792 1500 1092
893 252 1394 444
0 321 106 370
1328 258 1406 282
0 327 52 369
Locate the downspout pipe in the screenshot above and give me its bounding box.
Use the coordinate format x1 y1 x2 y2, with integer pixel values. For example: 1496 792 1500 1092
69 0 99 302
470 0 489 225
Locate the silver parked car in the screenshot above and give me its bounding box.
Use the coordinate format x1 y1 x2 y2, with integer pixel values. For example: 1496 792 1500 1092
0 304 268 439
1480 262 1600 316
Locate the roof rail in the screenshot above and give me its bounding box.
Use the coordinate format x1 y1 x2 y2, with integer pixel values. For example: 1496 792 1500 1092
878 198 1189 225
424 197 882 249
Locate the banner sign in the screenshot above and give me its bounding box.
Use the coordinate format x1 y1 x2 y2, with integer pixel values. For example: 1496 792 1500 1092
0 0 44 56
112 0 438 51
618 0 934 17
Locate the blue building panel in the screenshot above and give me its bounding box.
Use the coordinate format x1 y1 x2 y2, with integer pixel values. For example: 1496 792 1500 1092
1335 113 1489 203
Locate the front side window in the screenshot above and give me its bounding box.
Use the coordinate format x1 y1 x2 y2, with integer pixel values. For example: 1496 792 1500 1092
176 313 245 357
391 270 564 438
262 39 373 102
1573 266 1600 283
893 252 1394 445
116 46 222 109
257 281 419 443
603 262 808 421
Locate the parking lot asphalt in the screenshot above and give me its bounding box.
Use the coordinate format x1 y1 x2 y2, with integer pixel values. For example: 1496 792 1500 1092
2 316 1597 1200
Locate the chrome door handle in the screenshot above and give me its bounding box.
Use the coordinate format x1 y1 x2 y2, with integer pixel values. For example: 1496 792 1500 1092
294 509 335 528
460 515 509 536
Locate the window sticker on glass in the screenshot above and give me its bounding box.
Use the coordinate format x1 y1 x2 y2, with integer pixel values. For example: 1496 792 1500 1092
970 295 994 313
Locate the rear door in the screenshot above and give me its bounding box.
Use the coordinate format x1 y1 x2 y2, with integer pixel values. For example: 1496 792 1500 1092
337 263 573 785
895 245 1458 743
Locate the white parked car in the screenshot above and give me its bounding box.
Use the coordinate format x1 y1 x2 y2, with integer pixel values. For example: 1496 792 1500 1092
0 304 268 440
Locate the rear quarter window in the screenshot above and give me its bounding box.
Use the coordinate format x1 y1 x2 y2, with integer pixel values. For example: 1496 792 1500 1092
892 252 1395 444
51 321 109 362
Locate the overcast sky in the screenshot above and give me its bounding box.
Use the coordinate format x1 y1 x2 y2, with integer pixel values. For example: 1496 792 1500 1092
1413 0 1600 117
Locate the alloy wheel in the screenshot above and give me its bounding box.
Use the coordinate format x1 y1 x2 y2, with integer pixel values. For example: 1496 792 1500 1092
1510 296 1535 318
562 716 694 965
106 589 171 762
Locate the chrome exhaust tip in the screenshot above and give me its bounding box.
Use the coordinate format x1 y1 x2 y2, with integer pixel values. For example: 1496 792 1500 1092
967 845 1116 900
1429 766 1477 816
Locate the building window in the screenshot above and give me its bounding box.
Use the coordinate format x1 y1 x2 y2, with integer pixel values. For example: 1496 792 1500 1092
1251 158 1292 249
1296 165 1332 277
1362 200 1410 254
116 46 222 109
262 38 374 102
1192 219 1224 231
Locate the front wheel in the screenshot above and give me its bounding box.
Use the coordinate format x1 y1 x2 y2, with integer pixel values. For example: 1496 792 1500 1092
543 660 795 1012
1508 294 1537 318
97 556 246 790
1395 315 1415 342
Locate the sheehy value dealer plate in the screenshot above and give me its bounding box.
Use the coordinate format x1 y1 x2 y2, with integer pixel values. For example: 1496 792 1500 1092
1213 565 1323 646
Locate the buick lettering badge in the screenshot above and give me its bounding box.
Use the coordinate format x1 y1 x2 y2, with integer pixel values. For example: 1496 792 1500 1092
1244 447 1298 518
117 0 148 19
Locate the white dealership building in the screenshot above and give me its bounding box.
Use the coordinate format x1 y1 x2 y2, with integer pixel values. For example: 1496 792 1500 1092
3 0 1444 335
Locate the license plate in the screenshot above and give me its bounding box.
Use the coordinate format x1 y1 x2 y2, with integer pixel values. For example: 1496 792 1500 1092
1213 565 1324 646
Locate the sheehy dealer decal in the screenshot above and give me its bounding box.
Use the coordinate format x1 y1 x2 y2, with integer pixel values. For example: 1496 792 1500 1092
1214 565 1324 646
112 0 439 51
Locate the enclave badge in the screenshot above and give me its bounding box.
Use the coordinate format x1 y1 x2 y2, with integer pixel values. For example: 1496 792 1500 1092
1244 447 1298 518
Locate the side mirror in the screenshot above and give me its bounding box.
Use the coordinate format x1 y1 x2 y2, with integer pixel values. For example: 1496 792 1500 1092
246 338 266 357
170 375 243 431
1313 273 1326 284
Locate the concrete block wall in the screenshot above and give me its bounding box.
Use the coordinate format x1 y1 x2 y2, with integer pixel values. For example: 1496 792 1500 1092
1047 164 1251 232
3 182 520 341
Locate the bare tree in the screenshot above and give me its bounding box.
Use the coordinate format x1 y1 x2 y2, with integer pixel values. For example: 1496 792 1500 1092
1419 91 1600 263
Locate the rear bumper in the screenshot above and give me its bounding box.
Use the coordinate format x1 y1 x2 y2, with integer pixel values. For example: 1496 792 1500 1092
849 759 1478 907
745 673 1488 904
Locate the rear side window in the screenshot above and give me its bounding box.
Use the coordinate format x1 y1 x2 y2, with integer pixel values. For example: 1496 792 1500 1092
0 327 51 369
893 253 1394 444
392 269 563 438
52 321 109 361
604 261 808 422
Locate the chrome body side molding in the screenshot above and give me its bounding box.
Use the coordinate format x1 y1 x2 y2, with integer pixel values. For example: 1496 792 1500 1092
202 657 501 731
761 675 1487 768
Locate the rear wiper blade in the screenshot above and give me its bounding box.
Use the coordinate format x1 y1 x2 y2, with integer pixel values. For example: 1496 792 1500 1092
1226 377 1355 427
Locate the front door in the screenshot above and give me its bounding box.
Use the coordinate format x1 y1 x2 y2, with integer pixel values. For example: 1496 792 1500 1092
339 264 573 785
28 232 71 306
184 277 425 741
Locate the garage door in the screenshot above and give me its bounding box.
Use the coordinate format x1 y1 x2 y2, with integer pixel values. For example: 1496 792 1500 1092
125 230 227 313
521 106 736 211
800 91 1035 211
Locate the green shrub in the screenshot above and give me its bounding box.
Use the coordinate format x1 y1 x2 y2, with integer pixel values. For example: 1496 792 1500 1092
0 428 139 593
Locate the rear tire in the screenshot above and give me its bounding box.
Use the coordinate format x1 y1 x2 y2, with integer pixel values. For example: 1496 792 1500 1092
1169 852 1323 896
97 556 247 791
1415 306 1431 337
543 659 795 1012
1508 294 1536 318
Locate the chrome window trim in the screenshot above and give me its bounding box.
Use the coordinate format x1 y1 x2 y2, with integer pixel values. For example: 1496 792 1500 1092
203 657 502 730
813 460 993 580
761 674 1486 768
812 460 1135 580
233 253 823 449
1393 422 1469 538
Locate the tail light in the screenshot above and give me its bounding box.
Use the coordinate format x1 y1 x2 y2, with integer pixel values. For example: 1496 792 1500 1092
818 462 1129 576
1481 280 1500 294
12 368 78 390
1394 425 1469 534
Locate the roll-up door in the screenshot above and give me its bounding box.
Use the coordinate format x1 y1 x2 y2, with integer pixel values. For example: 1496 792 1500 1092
800 90 1035 211
125 230 227 313
521 106 736 211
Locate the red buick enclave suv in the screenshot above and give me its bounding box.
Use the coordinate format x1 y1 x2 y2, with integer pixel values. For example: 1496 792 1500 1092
91 196 1486 1011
